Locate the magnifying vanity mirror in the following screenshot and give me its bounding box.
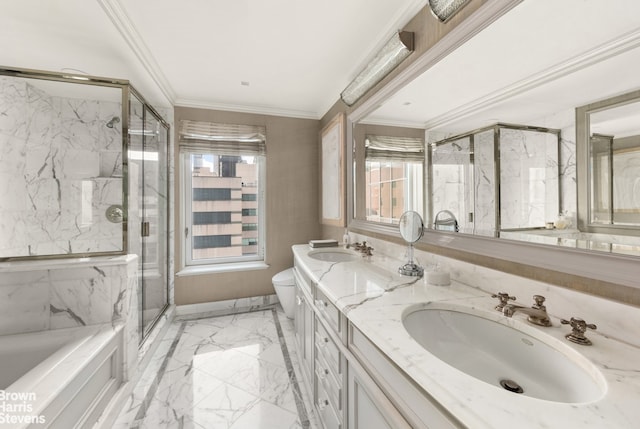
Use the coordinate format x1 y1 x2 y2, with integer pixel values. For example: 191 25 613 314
398 211 424 277
434 210 459 232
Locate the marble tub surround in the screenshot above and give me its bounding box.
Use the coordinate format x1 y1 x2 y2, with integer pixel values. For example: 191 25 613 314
292 243 640 428
0 255 140 384
0 255 137 334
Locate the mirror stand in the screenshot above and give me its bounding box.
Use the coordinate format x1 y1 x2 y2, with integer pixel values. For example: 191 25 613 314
399 242 424 277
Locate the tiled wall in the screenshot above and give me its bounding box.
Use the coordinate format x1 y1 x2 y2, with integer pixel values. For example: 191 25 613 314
0 76 123 257
0 256 139 378
500 127 560 228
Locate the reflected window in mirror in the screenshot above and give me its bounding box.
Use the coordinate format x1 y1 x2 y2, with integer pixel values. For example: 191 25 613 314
578 91 640 238
589 105 640 227
364 135 424 224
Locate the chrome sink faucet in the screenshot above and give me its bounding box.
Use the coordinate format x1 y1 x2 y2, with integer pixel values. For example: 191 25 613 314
352 241 374 256
502 295 552 327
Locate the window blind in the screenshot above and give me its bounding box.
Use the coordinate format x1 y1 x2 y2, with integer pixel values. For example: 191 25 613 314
179 120 266 156
365 135 424 162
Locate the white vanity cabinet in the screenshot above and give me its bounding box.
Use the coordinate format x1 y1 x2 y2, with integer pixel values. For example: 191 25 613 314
347 357 412 429
293 267 315 393
293 257 428 429
349 325 461 429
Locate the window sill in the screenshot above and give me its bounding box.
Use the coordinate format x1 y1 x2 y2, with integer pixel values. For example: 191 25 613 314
176 261 270 277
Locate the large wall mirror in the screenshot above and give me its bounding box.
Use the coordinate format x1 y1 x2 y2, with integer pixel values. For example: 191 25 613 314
348 0 640 293
0 69 127 260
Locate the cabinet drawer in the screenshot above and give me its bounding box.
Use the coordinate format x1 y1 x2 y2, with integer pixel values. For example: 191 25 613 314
315 318 341 372
315 288 341 335
316 355 341 412
315 342 342 388
316 375 342 429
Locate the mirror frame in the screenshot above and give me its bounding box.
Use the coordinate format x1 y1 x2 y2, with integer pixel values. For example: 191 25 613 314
576 88 640 237
344 0 640 304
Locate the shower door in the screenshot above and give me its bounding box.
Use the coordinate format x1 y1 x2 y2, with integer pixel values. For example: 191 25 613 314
128 92 169 343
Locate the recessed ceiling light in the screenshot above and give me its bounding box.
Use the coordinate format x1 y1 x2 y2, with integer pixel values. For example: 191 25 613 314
241 81 250 86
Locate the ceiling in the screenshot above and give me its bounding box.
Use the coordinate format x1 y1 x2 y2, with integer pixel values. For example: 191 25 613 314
364 0 640 134
0 0 426 119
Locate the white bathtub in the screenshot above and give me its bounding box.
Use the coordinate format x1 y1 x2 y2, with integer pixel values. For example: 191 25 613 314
0 324 123 428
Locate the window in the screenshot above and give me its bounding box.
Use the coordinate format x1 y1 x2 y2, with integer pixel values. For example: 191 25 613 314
193 212 232 225
194 235 232 249
364 135 424 224
193 188 232 201
180 120 266 266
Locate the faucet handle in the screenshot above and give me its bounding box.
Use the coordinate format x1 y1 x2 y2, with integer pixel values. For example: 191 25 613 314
491 292 516 311
532 295 547 310
561 317 597 346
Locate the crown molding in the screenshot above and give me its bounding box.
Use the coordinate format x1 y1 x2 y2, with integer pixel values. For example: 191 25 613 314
174 98 321 120
423 27 640 130
97 0 176 104
359 117 427 129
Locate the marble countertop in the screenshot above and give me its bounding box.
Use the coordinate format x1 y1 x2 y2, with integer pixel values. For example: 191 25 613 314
292 244 640 428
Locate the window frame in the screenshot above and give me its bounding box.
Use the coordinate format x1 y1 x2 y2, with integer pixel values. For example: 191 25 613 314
181 150 266 268
365 159 424 224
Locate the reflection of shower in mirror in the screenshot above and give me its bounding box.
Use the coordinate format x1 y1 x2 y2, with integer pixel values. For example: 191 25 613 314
106 116 120 128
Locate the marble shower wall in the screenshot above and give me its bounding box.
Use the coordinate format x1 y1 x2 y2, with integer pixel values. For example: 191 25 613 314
431 136 473 230
0 76 123 258
499 128 560 229
473 129 496 235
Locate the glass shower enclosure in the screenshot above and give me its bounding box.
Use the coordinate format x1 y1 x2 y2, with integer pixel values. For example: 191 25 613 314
429 123 560 236
0 67 170 343
127 89 170 341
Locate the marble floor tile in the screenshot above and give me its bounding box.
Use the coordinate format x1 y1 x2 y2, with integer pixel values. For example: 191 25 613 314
114 307 318 429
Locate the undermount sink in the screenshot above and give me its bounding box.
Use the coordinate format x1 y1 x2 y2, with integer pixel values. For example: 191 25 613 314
308 248 360 263
402 303 606 403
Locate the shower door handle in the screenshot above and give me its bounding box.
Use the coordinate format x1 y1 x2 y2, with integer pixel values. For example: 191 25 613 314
141 221 150 237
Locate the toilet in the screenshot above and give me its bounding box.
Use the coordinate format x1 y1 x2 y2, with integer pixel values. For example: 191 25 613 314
272 268 296 319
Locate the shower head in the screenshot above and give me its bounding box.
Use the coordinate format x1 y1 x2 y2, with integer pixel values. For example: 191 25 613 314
106 116 120 128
